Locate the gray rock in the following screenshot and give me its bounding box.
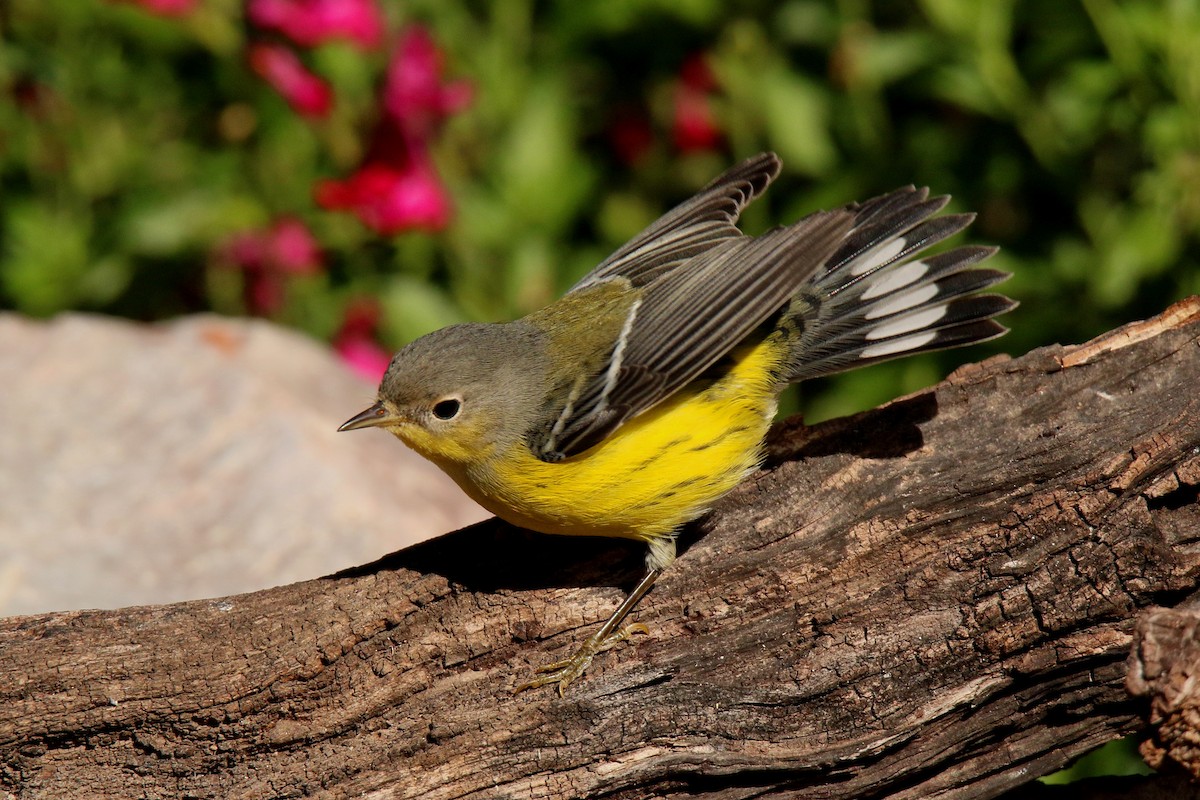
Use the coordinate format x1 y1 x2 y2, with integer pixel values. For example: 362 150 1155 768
0 313 487 615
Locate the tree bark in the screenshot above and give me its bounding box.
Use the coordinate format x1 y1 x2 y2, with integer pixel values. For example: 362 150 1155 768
1128 605 1200 778
3 298 1200 800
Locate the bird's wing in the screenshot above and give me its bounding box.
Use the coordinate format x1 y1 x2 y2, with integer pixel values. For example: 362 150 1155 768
534 207 853 461
567 152 782 291
781 187 1015 381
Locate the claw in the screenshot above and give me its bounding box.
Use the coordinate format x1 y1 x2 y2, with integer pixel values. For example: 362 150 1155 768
599 622 649 652
514 568 662 695
513 623 649 695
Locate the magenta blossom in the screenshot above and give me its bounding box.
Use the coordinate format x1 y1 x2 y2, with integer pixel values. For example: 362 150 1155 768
334 299 392 382
248 43 333 118
383 26 474 144
316 27 469 234
218 217 323 315
337 337 392 382
673 53 723 153
246 0 384 49
316 151 452 235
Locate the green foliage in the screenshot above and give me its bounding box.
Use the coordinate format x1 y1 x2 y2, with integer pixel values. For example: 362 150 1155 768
1039 736 1154 784
2 0 1198 423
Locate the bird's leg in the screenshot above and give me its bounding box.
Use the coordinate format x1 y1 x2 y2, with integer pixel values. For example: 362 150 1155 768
514 567 661 695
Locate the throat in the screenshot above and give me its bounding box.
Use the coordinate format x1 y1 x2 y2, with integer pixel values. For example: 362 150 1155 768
391 421 497 470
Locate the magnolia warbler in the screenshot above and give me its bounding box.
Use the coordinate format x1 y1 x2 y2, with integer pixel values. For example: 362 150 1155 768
340 153 1014 694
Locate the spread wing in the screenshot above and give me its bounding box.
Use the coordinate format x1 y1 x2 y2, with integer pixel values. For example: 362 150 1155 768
568 152 783 291
532 165 1011 462
534 185 854 460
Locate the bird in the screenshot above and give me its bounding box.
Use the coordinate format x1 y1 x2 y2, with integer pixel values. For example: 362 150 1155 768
339 152 1015 694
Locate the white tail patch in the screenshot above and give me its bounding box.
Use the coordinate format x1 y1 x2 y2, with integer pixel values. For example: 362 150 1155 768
861 260 928 300
864 283 939 319
866 305 948 340
849 237 907 276
860 330 939 359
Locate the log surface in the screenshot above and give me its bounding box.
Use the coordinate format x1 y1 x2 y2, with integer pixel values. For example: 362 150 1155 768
3 298 1200 800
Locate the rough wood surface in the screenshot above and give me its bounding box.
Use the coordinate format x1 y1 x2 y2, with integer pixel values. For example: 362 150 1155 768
3 298 1200 800
1128 605 1200 778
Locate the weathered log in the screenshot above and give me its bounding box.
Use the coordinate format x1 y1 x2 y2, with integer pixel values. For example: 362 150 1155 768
3 298 1200 799
1128 605 1200 779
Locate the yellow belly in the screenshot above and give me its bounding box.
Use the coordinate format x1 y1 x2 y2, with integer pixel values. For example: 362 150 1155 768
452 336 782 547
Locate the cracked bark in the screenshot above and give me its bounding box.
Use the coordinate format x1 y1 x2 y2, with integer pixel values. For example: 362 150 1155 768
3 298 1200 800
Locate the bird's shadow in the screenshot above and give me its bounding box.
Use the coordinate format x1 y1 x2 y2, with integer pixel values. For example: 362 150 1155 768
766 391 937 464
329 391 937 596
329 519 650 593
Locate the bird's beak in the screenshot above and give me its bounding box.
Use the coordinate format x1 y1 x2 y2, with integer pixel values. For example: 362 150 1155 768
338 402 394 432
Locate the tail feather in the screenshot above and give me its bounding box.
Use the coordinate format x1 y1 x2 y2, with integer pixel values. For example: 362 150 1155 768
826 196 950 280
784 189 1015 383
845 185 927 228
830 212 976 292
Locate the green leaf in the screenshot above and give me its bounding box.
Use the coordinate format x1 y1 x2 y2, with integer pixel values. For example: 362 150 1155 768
761 72 837 177
498 78 595 233
379 276 466 345
2 201 95 315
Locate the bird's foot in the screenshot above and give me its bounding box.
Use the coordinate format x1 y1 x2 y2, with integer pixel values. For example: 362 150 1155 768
514 623 649 695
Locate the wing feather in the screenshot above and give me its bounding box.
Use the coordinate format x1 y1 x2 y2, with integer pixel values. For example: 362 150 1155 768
531 158 1011 462
538 209 853 458
569 152 782 290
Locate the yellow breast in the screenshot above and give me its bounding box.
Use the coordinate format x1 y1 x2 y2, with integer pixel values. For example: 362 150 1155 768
450 335 784 546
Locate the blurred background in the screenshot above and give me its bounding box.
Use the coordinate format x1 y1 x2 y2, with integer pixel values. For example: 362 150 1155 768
2 0 1190 782
4 0 1198 420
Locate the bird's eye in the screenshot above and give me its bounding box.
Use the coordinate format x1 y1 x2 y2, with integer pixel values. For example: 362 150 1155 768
432 398 462 420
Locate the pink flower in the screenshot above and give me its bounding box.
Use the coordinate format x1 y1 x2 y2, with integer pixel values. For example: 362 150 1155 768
218 218 323 315
246 0 384 49
336 338 392 383
672 54 723 153
111 0 198 16
334 299 392 382
315 151 452 235
316 27 470 235
263 218 323 273
248 43 333 118
383 26 473 143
